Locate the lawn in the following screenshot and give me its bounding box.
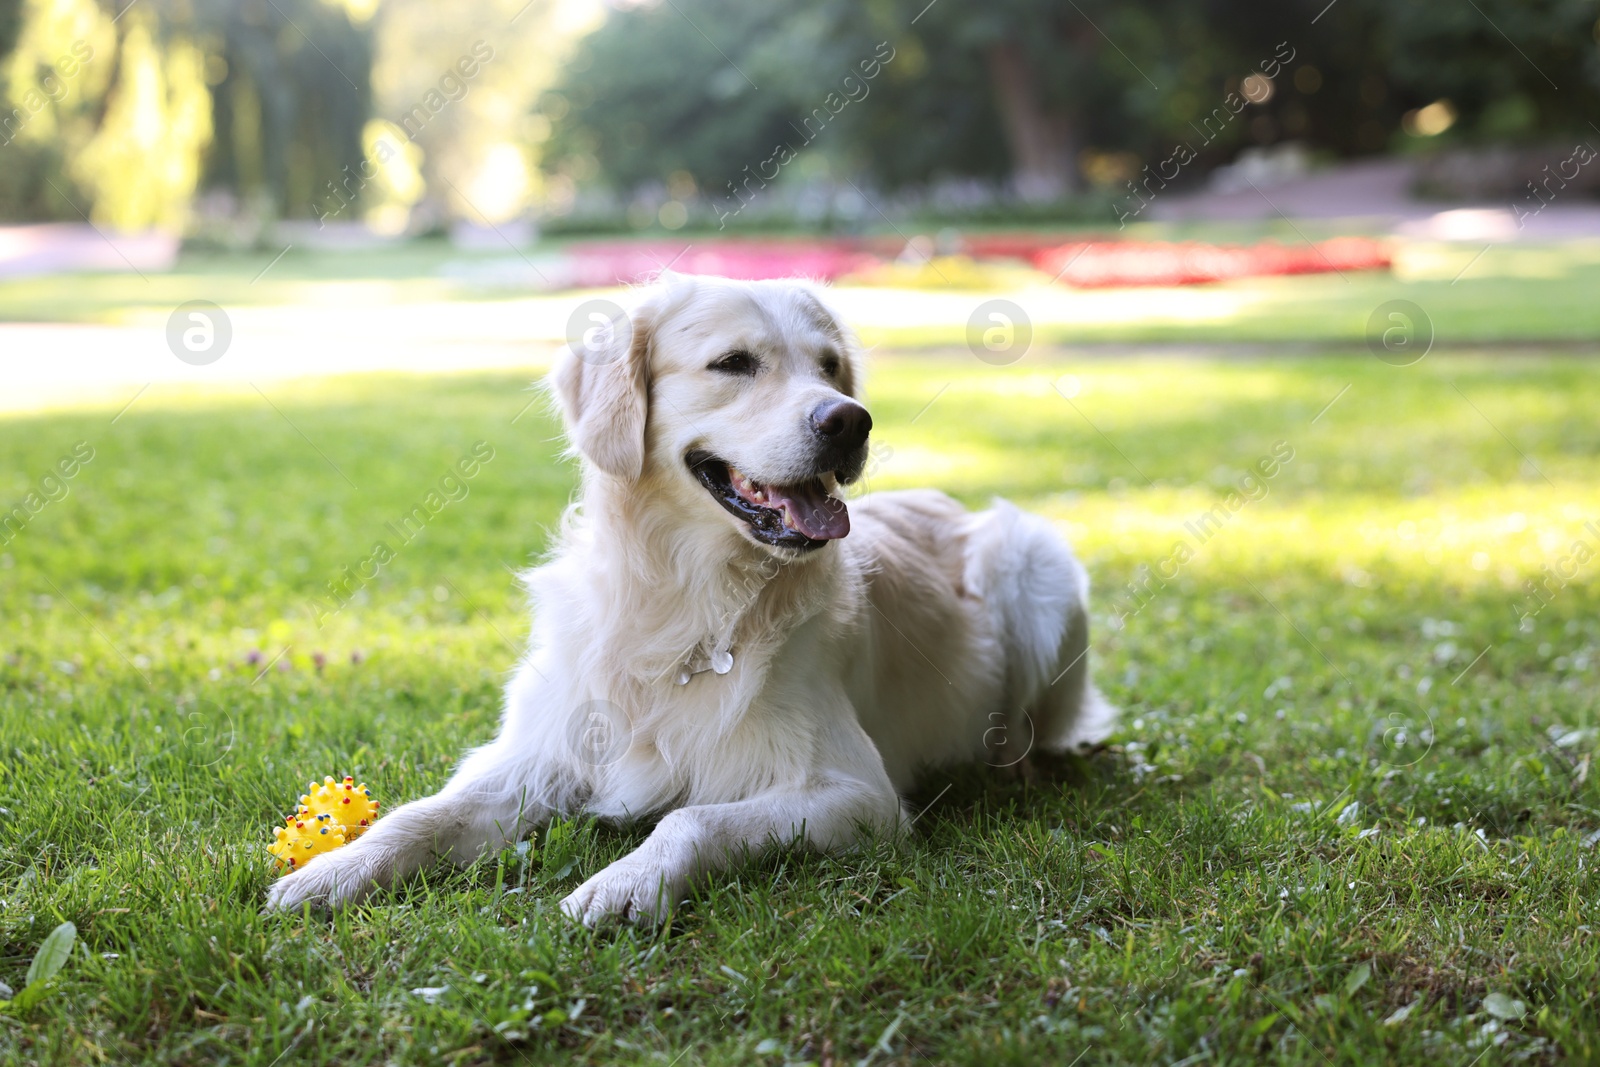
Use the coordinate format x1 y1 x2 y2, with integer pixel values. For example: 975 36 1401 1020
5 235 1600 348
1 340 1598 1062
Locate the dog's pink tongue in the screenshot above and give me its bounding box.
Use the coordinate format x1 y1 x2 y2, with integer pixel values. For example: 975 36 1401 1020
772 483 850 540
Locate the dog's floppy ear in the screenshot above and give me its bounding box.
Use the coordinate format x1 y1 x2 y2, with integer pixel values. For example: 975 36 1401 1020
551 300 653 480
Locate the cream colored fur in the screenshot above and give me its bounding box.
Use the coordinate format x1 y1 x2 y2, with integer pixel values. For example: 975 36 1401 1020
265 274 1116 923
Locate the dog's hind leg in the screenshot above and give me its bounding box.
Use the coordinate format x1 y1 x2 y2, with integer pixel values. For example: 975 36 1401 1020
1032 591 1119 754
965 501 1119 757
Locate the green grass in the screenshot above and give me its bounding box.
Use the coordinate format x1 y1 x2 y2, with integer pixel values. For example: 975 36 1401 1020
1 349 1598 1065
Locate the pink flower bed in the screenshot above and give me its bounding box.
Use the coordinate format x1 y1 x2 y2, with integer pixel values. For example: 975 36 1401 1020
564 239 882 288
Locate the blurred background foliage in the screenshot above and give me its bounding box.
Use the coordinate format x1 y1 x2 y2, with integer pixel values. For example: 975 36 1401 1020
0 0 1597 233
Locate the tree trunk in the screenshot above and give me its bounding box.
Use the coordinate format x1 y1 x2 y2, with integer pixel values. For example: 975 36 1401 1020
984 39 1078 201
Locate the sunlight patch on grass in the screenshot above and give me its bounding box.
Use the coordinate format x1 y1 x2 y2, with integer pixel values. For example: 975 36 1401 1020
1034 485 1597 588
1392 240 1600 282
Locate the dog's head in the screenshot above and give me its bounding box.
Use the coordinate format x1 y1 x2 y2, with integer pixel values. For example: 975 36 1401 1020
551 274 870 556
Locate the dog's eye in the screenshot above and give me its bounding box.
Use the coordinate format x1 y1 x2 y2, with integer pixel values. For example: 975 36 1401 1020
820 354 842 378
709 350 758 375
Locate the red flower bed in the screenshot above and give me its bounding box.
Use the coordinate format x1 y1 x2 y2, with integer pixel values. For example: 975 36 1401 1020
560 234 1390 289
1028 236 1391 287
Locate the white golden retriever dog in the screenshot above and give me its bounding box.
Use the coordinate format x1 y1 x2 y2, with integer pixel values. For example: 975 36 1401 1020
267 274 1117 923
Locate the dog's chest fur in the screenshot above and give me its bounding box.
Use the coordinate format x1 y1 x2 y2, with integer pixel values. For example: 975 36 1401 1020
522 529 861 815
516 496 1013 819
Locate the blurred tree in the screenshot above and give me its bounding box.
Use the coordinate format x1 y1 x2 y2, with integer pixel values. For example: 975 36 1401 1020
741 0 1011 190
544 0 1288 201
539 0 803 197
886 0 1173 199
7 0 1599 229
369 0 573 229
70 15 213 227
544 0 1600 206
1376 0 1600 141
4 0 579 231
1 0 212 228
196 0 373 222
0 0 22 66
539 0 1016 199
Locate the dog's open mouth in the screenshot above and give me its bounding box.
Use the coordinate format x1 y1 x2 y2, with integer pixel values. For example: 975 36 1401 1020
687 451 849 550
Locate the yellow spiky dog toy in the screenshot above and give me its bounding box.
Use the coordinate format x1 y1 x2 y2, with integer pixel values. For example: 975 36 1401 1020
268 812 347 872
267 775 380 874
298 775 380 838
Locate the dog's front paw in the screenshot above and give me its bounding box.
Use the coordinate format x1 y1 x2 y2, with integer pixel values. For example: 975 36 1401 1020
264 848 380 912
560 857 683 927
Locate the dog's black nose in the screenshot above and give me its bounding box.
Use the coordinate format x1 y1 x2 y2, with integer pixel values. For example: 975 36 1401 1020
810 400 872 450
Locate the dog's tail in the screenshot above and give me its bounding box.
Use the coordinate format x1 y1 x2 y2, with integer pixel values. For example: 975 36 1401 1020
964 501 1118 754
